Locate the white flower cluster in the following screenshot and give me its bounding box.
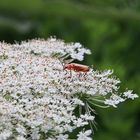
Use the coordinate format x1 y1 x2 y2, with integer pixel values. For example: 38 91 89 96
0 38 138 139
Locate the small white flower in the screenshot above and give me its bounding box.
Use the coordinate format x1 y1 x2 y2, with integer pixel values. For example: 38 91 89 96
16 124 26 135
123 90 138 100
81 114 95 121
56 134 68 140
0 130 12 140
104 94 125 107
73 98 85 106
31 128 40 140
77 130 92 140
17 135 26 140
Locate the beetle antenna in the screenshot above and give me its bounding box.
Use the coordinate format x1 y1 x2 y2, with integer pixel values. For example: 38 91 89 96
58 57 65 69
58 54 74 68
64 58 74 64
59 54 69 61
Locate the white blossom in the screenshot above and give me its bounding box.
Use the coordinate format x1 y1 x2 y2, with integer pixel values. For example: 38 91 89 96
104 94 125 107
123 90 138 100
0 130 12 140
56 134 68 140
0 38 138 139
77 130 92 140
16 124 26 136
16 136 26 140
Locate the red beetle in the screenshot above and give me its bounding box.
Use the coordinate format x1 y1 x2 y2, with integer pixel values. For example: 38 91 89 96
64 63 90 78
64 63 90 72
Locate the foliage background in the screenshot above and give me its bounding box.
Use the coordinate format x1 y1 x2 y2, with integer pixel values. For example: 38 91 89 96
0 0 140 139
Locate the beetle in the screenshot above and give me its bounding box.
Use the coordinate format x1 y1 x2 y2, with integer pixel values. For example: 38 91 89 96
64 63 90 78
58 55 90 78
64 63 90 72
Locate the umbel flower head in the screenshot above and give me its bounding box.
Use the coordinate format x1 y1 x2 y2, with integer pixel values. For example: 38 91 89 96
0 38 138 140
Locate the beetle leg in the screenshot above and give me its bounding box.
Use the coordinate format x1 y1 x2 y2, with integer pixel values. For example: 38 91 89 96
83 72 88 80
64 70 68 75
64 70 72 79
69 70 72 78
78 72 82 78
76 72 82 81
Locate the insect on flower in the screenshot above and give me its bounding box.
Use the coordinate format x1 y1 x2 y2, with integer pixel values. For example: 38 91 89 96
64 63 90 72
64 63 90 78
58 55 90 78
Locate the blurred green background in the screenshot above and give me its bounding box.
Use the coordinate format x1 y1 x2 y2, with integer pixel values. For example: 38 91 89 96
0 0 140 139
